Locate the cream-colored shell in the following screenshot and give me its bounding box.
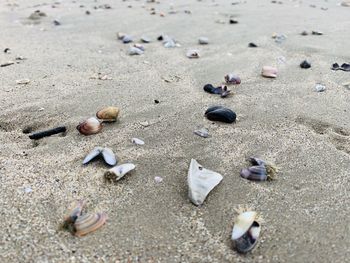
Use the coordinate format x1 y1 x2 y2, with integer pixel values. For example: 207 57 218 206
231 211 257 240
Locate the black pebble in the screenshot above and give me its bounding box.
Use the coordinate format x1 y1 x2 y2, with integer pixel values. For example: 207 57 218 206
85 10 91 15
154 99 159 104
157 35 163 41
300 60 311 69
203 84 220 94
4 48 10 53
205 106 236 123
229 19 238 24
248 43 258 48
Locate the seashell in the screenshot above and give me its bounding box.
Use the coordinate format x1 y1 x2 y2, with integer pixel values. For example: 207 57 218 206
104 163 136 182
300 60 311 69
128 46 144 55
186 49 200 58
132 138 145 145
340 63 350 71
198 37 209 45
96 106 120 122
140 36 151 43
233 219 261 254
205 106 236 123
122 35 133 43
133 44 145 51
261 66 278 78
63 200 85 225
311 31 323 35
83 147 117 166
117 32 126 40
248 42 258 47
341 1 350 7
194 128 209 138
77 117 102 135
16 79 30 85
225 73 241 84
203 84 231 98
301 30 308 36
74 212 107 237
188 159 223 206
249 157 266 166
231 211 257 240
163 38 176 48
315 84 326 92
240 157 277 181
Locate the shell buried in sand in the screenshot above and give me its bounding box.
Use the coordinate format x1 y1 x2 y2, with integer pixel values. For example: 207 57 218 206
187 159 223 206
104 163 136 182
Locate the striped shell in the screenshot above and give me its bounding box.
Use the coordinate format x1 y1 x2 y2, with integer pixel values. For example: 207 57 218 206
76 117 102 135
74 213 107 237
96 107 120 122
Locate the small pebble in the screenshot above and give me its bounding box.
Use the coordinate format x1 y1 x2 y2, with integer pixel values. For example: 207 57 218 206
300 60 311 69
315 84 326 92
4 48 10 53
198 37 209 45
53 20 61 26
154 176 163 183
85 10 91 15
128 47 143 55
154 99 159 104
186 49 200 58
194 128 209 138
248 42 258 48
301 30 308 36
229 19 238 24
312 31 323 35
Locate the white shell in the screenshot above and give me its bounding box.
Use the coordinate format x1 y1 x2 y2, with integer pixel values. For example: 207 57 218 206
187 159 223 206
132 138 145 145
101 147 117 166
106 163 136 181
231 211 257 240
83 147 103 164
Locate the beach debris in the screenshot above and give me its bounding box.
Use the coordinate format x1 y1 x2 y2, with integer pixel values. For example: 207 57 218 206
90 72 112 80
194 128 209 138
53 19 61 26
16 56 26 61
140 36 151 43
154 99 160 104
62 200 107 237
231 209 262 253
272 33 287 43
1 61 14 67
312 31 323 35
139 121 150 127
16 79 30 85
77 117 102 135
128 46 144 55
186 49 200 58
154 176 163 183
198 37 209 45
315 84 326 92
215 19 226 24
24 187 33 193
86 10 91 15
248 42 258 48
28 10 47 20
332 63 350 72
28 126 66 140
341 1 350 7
132 138 145 145
117 32 126 40
83 147 117 166
301 30 308 36
203 84 231 98
104 163 136 182
225 73 241 84
4 48 10 53
122 35 133 44
96 106 120 122
240 157 277 181
188 159 223 206
300 60 311 69
343 82 350 90
261 66 278 78
205 106 236 123
163 36 177 48
229 19 238 24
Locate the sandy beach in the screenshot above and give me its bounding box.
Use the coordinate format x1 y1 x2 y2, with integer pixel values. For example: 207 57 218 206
0 0 349 262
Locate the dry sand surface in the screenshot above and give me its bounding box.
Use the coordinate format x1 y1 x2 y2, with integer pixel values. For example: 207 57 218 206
1 0 350 262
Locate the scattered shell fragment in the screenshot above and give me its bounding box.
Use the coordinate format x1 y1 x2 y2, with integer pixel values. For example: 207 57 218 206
300 60 311 69
203 84 231 98
272 33 287 43
1 61 14 67
163 37 177 48
261 66 278 78
301 30 308 36
315 84 326 92
240 157 277 181
198 37 209 45
225 73 241 84
74 212 107 237
139 121 150 127
312 31 323 35
132 138 145 145
134 44 145 51
342 82 350 90
76 117 102 135
248 42 258 47
188 159 223 206
154 176 163 183
194 128 209 138
28 10 47 20
16 79 30 85
205 106 236 123
63 200 85 225
90 72 112 80
341 1 350 7
104 163 136 182
140 36 151 43
231 210 261 253
122 35 133 43
128 46 144 55
83 147 117 166
186 49 200 58
96 106 120 122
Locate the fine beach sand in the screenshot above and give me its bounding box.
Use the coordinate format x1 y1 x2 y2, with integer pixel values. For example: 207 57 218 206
0 0 350 262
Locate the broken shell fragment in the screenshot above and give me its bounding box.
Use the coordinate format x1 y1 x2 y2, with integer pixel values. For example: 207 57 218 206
83 147 117 166
96 106 120 122
194 128 209 138
74 212 107 237
140 36 151 43
198 37 209 45
77 117 102 135
132 138 145 145
261 66 278 78
122 35 133 43
225 73 241 84
231 211 261 254
311 31 323 35
186 49 200 58
16 79 30 85
128 46 144 55
188 159 223 206
205 106 236 123
248 42 258 47
104 163 136 182
133 43 145 51
240 157 277 181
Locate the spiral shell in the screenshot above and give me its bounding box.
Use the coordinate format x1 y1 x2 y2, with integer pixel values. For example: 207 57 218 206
74 213 107 237
77 117 102 135
96 107 120 122
261 66 278 78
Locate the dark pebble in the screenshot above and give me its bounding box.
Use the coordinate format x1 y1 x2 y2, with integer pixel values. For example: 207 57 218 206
85 10 91 15
154 99 159 104
229 19 238 24
53 20 61 26
4 48 10 53
300 60 311 69
205 106 236 123
157 35 163 41
248 43 258 48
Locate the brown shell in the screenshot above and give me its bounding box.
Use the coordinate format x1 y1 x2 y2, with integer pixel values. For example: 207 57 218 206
74 212 107 237
96 107 120 122
76 117 102 135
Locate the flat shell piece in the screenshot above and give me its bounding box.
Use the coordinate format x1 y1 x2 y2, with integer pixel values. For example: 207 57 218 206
231 211 257 240
188 159 223 206
132 138 145 145
194 128 209 138
83 147 103 164
104 163 136 181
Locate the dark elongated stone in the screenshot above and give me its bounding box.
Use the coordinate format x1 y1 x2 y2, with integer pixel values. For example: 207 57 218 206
29 126 66 140
205 106 236 123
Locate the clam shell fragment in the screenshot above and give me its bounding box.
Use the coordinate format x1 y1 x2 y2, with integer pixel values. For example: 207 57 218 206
240 157 277 181
188 159 223 206
225 73 241 84
104 163 136 182
96 106 120 122
77 117 102 135
132 138 145 145
74 212 107 237
83 147 117 166
261 66 278 78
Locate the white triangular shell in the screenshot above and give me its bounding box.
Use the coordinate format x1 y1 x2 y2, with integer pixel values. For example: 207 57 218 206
187 159 223 206
105 163 136 181
231 211 257 240
83 147 103 164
